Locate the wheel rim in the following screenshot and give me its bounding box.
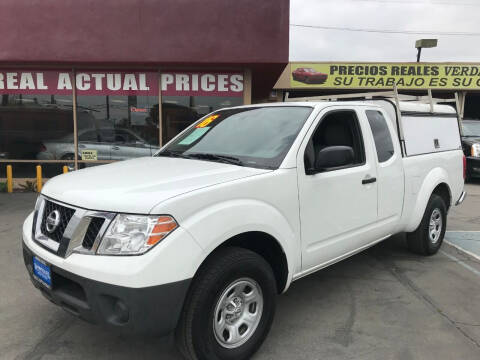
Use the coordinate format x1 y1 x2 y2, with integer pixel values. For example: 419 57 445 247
213 278 263 349
429 208 443 244
62 155 76 171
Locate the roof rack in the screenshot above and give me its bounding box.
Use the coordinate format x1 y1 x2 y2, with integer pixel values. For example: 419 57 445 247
284 87 465 119
284 87 467 153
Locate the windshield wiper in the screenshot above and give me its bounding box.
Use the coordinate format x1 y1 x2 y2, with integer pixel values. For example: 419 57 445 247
158 150 244 166
186 153 244 166
156 149 191 159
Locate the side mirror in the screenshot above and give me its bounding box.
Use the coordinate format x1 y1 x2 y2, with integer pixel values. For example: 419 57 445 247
308 145 354 174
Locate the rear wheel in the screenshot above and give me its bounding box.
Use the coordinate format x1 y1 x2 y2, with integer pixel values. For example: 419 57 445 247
175 247 277 360
407 194 447 255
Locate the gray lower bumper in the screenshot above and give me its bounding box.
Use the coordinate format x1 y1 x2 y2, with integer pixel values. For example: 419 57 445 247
23 244 191 335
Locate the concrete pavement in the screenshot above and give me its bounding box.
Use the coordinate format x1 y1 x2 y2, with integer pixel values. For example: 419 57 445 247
447 180 480 231
1 185 480 360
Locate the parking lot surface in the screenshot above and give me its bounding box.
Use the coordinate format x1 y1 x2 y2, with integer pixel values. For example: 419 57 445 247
1 183 480 360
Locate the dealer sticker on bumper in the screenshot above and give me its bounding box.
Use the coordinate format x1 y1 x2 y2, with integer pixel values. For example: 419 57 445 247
33 256 52 288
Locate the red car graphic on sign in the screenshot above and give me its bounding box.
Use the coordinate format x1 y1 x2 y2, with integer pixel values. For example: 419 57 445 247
292 67 328 84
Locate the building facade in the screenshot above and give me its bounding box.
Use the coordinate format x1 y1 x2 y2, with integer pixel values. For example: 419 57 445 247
0 0 289 178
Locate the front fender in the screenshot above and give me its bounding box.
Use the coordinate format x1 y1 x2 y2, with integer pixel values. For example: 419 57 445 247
405 167 451 232
180 199 299 291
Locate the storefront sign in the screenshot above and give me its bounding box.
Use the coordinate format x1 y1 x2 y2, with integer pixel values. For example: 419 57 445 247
0 71 243 96
288 63 480 90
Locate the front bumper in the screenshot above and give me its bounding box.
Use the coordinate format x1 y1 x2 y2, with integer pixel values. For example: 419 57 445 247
23 244 191 335
466 156 480 178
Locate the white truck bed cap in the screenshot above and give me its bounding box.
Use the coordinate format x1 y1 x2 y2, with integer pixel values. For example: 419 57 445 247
398 101 456 115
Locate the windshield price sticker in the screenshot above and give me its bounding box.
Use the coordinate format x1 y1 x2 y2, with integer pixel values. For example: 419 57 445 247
178 128 210 145
196 114 220 128
81 149 98 161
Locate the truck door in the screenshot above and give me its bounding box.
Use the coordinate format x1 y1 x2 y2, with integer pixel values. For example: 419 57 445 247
364 108 404 229
297 107 378 271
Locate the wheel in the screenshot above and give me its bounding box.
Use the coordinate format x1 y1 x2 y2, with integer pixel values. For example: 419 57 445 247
61 153 84 171
175 247 277 360
407 194 447 256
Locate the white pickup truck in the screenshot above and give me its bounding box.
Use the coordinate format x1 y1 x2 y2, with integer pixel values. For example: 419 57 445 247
22 99 466 360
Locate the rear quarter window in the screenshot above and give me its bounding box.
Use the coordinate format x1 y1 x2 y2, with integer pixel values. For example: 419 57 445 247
366 110 395 162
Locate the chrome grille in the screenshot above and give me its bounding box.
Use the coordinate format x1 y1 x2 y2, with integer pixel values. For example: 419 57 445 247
82 217 105 250
40 200 75 243
33 196 115 257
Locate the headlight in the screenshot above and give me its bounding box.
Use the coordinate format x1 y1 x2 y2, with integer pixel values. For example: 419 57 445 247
97 214 177 255
471 143 480 157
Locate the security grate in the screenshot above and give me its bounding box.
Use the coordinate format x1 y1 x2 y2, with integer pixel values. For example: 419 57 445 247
82 217 105 250
40 200 76 243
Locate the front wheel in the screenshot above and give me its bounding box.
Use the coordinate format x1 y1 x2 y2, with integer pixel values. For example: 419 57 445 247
407 194 447 255
175 247 277 360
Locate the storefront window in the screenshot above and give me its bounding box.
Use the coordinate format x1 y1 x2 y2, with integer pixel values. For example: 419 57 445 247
1 70 245 179
160 71 244 143
162 95 242 143
73 71 159 166
76 95 159 165
0 70 74 177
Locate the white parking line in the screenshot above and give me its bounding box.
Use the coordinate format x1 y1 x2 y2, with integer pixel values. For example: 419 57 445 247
444 239 480 262
445 230 480 260
440 250 480 278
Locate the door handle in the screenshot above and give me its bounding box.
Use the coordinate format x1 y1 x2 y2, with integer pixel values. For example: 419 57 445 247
362 176 377 185
112 146 120 150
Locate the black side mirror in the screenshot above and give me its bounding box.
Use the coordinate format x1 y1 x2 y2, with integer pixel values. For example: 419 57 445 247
308 145 354 174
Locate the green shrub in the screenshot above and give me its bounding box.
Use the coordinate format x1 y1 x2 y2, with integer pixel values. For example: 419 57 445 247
0 182 6 192
19 181 37 192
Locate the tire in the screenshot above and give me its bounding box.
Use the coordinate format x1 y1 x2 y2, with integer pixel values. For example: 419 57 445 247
175 247 277 360
61 153 84 170
407 194 447 256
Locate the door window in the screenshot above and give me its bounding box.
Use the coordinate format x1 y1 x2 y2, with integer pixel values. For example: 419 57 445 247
78 130 100 142
304 110 366 172
365 110 394 162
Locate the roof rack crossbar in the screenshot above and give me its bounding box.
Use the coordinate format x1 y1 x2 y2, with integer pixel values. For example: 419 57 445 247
285 89 456 104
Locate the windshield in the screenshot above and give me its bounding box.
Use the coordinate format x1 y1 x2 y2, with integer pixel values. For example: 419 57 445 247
305 68 317 73
463 121 480 137
156 106 313 169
